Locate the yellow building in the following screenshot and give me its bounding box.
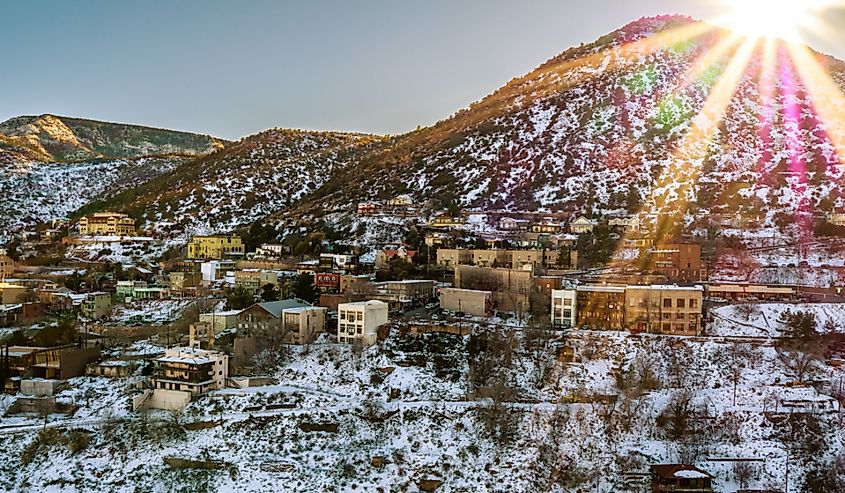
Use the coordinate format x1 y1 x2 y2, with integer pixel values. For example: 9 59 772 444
0 283 29 304
187 235 244 260
0 255 15 280
78 212 136 236
624 285 703 335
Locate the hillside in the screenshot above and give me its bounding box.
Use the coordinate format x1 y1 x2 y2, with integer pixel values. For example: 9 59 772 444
77 129 383 238
271 15 845 237
0 114 225 163
0 157 190 242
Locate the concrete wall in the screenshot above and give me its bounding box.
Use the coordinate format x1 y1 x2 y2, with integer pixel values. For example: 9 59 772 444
148 389 191 410
439 288 491 317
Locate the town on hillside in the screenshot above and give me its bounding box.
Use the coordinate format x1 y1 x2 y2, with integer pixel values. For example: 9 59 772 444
1 201 844 491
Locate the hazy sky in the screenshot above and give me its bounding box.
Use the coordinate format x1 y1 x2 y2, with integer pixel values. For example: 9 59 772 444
3 1 844 139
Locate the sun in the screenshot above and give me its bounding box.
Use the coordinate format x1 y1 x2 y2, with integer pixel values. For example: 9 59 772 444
719 0 826 41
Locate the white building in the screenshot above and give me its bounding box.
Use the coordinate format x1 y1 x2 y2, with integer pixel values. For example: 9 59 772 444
147 347 229 410
337 300 389 345
570 216 598 234
255 243 287 258
551 289 577 328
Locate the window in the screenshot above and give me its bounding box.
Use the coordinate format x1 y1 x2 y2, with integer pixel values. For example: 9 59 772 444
563 309 571 318
689 299 698 308
357 312 363 321
676 299 685 308
663 298 672 308
563 298 572 306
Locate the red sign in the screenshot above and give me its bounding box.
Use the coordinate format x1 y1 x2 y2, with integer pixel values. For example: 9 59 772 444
315 272 340 288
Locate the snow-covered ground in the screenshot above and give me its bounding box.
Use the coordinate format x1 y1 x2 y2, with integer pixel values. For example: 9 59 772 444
0 325 842 492
710 303 845 338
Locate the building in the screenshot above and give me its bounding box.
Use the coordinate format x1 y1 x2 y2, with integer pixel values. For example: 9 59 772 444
827 212 845 226
356 201 380 216
650 464 713 493
282 306 328 344
455 265 533 313
168 271 202 295
439 288 492 317
199 310 242 333
624 285 703 335
435 248 576 270
648 243 703 283
0 282 29 304
234 269 279 295
254 243 287 258
609 216 641 231
551 289 577 328
78 212 136 236
200 260 236 283
374 280 436 304
319 253 358 272
426 214 466 229
337 300 389 345
149 347 229 409
188 322 216 349
186 235 245 260
575 285 626 330
498 217 530 231
81 292 113 320
4 345 101 382
705 283 794 301
115 280 149 302
0 255 15 280
375 246 417 271
237 298 314 340
530 218 565 234
570 216 598 234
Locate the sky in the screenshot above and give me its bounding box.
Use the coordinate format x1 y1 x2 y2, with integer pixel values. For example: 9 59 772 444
3 0 844 140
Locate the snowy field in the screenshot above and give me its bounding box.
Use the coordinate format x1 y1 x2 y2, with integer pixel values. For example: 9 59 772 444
710 303 845 338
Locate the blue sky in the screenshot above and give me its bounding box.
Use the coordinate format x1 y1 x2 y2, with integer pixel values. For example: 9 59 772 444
3 1 843 139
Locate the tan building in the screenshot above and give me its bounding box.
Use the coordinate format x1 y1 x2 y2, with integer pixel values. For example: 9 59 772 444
624 285 703 335
199 310 242 333
454 265 533 313
81 292 112 319
78 212 136 236
375 246 416 271
168 271 202 294
436 248 576 270
0 255 15 280
374 280 436 304
0 282 29 304
187 235 244 260
337 300 389 345
282 306 327 344
439 288 492 317
575 285 625 330
827 212 845 226
570 216 598 234
235 269 279 295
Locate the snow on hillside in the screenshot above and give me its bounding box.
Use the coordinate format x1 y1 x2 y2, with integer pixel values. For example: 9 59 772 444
711 303 845 337
0 157 182 242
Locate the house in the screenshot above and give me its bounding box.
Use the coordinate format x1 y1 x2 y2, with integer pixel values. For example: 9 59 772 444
356 201 381 216
188 322 216 349
148 347 229 410
78 212 136 236
86 360 137 378
237 298 315 342
0 282 29 304
281 306 328 344
530 218 565 234
0 255 15 280
551 289 577 328
4 345 101 381
426 214 466 229
648 243 703 283
115 280 149 302
81 292 113 320
650 464 713 493
575 285 625 330
624 285 703 335
498 217 531 231
609 216 641 231
186 235 244 260
255 243 287 258
200 260 236 283
337 300 389 345
375 246 416 271
439 288 492 317
454 265 533 313
570 216 598 234
622 234 655 249
319 253 358 272
386 194 413 207
435 248 576 270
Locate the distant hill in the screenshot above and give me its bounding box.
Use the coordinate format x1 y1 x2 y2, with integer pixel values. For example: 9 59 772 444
76 128 381 237
0 114 226 163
